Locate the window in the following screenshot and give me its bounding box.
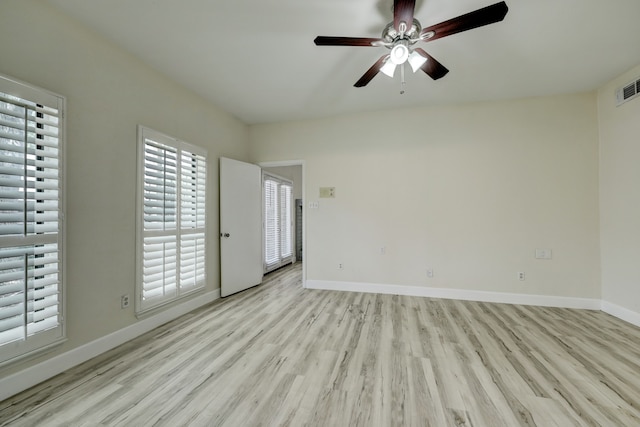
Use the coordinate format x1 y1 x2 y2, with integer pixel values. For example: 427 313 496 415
0 75 65 365
263 173 292 273
136 126 206 314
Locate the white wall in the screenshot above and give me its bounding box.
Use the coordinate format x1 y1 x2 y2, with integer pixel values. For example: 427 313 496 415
598 64 640 316
0 0 249 377
250 94 601 299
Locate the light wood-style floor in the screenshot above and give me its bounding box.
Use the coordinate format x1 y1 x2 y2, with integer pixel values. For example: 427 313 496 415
2 263 640 426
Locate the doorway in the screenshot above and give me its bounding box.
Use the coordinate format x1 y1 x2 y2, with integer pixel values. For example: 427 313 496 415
295 199 303 261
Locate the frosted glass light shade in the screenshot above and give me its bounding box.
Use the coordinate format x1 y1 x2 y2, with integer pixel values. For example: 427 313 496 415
408 51 428 72
389 44 409 65
380 60 397 77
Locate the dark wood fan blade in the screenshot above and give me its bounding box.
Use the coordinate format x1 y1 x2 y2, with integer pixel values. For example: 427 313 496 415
354 55 388 87
420 1 508 42
413 48 449 80
394 0 416 32
314 36 382 47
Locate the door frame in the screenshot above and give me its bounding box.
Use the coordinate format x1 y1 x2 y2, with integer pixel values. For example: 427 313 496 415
258 160 306 288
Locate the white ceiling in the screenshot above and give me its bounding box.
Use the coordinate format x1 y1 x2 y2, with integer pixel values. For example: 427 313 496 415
46 0 640 124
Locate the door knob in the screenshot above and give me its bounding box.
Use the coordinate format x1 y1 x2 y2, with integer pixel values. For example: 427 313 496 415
221 233 230 238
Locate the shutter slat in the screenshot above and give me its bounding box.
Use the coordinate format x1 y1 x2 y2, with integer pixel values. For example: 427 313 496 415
0 302 23 322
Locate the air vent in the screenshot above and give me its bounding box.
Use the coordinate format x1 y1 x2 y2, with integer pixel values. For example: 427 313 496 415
616 76 640 106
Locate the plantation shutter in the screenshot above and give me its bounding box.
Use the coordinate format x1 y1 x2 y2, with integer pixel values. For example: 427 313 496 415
137 127 206 314
263 173 292 273
143 142 177 231
263 177 279 269
280 184 292 258
179 150 206 291
141 141 178 303
0 76 65 364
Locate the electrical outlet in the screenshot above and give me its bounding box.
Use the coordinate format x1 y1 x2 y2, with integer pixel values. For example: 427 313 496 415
121 294 130 309
380 247 386 255
518 272 525 281
338 263 343 270
427 269 434 278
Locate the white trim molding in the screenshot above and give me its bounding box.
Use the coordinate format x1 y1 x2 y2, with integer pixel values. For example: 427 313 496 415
306 279 602 310
601 300 640 327
0 289 220 402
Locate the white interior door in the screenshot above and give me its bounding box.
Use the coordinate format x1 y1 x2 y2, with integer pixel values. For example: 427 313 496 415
219 157 263 297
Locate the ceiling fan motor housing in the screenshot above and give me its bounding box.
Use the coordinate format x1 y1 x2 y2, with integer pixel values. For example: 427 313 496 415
382 19 422 44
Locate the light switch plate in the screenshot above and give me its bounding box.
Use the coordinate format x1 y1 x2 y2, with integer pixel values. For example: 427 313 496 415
535 249 552 260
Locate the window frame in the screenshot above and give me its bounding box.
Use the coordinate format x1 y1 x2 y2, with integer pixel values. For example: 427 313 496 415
135 126 207 315
0 74 66 367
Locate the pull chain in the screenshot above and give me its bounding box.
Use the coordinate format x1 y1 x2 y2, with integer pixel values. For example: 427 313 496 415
400 64 406 95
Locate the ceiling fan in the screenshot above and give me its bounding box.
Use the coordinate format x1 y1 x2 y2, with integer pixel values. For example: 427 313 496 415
314 0 508 91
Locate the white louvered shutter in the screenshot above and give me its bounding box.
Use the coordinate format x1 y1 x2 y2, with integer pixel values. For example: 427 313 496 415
263 177 279 269
280 184 292 258
0 76 65 364
142 140 178 304
137 127 206 313
179 151 206 291
263 173 293 273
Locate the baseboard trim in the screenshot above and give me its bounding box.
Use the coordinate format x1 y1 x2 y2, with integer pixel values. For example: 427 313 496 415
601 300 640 327
0 289 220 402
306 280 602 310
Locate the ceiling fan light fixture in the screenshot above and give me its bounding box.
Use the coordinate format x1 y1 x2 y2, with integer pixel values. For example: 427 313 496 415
314 1 509 88
408 51 427 72
389 42 409 65
380 60 397 77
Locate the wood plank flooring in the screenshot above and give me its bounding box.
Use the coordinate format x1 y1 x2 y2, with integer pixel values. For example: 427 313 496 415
1 262 640 426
